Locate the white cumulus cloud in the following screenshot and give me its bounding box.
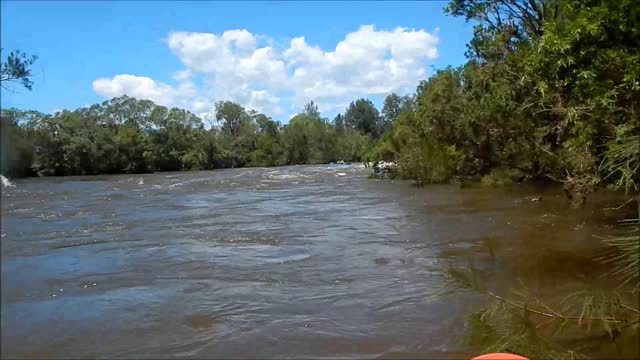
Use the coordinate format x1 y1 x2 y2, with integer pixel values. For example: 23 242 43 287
92 25 439 118
93 74 180 106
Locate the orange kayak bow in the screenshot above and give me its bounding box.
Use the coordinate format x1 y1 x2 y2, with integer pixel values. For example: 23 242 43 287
472 353 529 360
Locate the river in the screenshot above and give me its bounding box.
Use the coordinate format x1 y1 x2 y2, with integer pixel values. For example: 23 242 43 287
0 164 635 358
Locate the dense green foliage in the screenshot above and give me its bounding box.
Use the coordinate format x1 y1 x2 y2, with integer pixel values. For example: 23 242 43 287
443 266 639 359
371 0 639 203
0 97 380 177
1 49 37 91
344 98 384 138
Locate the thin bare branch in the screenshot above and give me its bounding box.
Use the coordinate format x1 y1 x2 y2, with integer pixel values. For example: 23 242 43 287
604 198 634 211
620 303 640 315
484 290 640 324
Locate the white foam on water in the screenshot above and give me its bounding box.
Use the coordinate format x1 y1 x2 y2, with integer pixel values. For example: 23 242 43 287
231 170 254 179
167 177 210 188
1 174 15 188
265 171 309 180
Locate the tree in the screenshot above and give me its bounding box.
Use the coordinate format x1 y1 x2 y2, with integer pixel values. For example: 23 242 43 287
249 113 283 167
343 98 382 137
1 49 37 91
254 113 279 137
251 131 285 167
333 114 345 135
282 114 335 164
381 94 402 124
445 0 553 62
0 109 41 177
215 101 248 137
381 93 414 133
303 100 320 119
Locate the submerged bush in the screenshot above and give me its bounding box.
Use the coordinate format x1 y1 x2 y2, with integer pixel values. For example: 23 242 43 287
480 168 526 187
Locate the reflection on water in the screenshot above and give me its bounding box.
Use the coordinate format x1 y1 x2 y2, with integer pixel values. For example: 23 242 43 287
0 164 633 358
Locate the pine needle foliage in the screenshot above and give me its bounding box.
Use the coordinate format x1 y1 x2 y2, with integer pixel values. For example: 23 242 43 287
441 266 640 359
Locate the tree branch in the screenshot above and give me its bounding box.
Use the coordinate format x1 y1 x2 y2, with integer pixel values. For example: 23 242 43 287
0 83 19 93
621 302 640 315
604 198 634 211
484 290 640 324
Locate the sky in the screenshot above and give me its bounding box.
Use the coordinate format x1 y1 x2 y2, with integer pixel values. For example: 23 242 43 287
1 1 474 122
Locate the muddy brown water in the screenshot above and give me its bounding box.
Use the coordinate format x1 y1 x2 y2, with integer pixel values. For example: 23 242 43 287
1 164 636 359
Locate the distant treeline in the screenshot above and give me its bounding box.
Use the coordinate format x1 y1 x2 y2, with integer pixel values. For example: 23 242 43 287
0 97 392 177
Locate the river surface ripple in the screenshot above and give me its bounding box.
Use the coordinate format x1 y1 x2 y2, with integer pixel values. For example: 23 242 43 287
0 164 631 359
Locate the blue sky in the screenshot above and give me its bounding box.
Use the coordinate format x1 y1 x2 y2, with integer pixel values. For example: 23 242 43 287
1 1 474 122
